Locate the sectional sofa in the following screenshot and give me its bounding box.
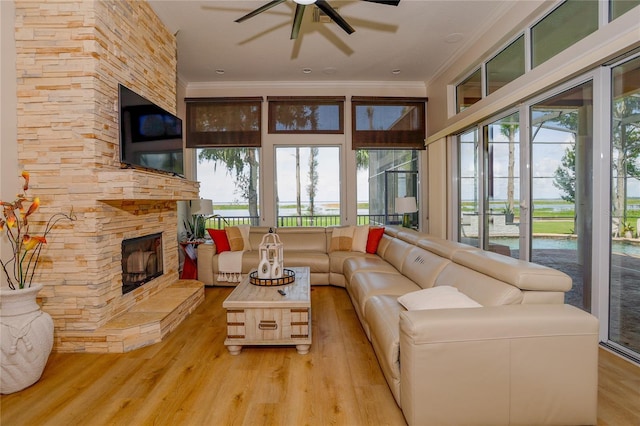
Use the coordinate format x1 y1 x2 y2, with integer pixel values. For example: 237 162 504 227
197 225 599 425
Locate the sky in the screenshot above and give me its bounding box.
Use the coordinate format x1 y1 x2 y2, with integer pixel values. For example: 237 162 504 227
197 147 370 206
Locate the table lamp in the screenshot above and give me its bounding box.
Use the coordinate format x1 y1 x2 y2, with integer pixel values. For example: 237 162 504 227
190 199 213 239
395 196 417 228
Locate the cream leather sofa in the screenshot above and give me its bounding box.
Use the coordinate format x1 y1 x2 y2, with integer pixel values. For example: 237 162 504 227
197 226 599 425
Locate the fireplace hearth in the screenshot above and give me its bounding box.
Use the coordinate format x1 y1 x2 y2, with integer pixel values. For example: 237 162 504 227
122 233 163 294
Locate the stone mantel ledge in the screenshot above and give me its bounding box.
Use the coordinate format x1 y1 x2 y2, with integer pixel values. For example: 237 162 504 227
97 169 200 201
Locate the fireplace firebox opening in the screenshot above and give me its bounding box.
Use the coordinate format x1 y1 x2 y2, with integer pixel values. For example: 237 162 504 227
121 233 164 294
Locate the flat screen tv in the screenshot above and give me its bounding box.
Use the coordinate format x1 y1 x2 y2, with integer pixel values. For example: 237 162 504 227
118 84 184 177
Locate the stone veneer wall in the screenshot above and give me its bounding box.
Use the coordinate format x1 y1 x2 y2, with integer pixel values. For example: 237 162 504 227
14 0 198 352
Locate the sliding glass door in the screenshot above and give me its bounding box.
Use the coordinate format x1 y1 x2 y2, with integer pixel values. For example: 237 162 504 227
484 113 520 259
455 57 640 362
530 82 594 311
609 56 640 355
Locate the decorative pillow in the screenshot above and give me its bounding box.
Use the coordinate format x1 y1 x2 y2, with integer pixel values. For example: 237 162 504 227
225 226 245 251
397 286 482 311
207 229 230 254
351 225 370 253
237 224 251 250
330 226 354 252
366 227 385 254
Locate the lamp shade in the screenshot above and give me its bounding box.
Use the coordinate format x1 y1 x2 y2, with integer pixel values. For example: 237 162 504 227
191 199 213 216
395 196 417 214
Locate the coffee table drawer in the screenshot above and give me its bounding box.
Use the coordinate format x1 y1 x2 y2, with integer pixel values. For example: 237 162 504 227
226 307 310 341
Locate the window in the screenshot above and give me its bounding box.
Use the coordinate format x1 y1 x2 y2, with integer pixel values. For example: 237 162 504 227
268 97 344 133
185 97 262 148
610 0 640 21
351 97 426 150
196 147 260 227
486 36 525 96
456 69 482 112
531 0 598 68
275 146 341 227
458 128 480 247
356 149 419 227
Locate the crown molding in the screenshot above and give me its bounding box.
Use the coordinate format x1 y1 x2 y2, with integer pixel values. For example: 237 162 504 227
184 80 426 92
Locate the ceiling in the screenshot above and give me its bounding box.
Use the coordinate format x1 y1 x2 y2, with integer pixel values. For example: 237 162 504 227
148 0 513 84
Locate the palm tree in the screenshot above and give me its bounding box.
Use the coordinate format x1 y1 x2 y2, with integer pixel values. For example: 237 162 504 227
307 147 319 223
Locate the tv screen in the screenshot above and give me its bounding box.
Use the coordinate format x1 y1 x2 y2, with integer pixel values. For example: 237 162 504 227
118 84 184 177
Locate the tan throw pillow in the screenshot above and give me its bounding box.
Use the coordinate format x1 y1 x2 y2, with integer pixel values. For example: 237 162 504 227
351 225 369 253
330 226 354 252
226 226 244 251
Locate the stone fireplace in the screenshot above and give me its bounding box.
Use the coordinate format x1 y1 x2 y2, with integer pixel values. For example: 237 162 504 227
13 1 203 352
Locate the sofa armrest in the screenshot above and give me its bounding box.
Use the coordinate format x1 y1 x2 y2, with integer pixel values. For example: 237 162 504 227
196 243 216 285
399 304 599 426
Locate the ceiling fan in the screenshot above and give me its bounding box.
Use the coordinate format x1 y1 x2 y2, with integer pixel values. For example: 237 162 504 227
235 0 401 40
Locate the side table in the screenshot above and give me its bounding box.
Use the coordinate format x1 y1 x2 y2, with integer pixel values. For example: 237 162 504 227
180 241 201 279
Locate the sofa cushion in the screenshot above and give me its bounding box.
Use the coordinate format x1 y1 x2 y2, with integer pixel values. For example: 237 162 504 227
397 286 482 311
282 251 329 274
349 271 421 328
343 256 399 286
330 226 354 252
366 226 385 254
352 225 369 253
417 236 476 259
207 229 230 253
377 233 395 257
401 246 451 290
381 238 415 271
434 263 523 306
452 249 572 292
276 227 327 252
329 250 370 275
364 294 404 404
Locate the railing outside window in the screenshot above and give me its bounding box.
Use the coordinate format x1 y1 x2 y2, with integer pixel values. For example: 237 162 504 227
204 214 404 229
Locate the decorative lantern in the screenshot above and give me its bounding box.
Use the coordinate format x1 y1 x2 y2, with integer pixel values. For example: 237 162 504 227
257 230 284 279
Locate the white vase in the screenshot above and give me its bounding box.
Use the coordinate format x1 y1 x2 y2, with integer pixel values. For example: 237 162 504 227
1 284 54 394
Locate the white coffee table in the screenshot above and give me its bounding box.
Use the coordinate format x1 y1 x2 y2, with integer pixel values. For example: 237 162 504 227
223 266 311 355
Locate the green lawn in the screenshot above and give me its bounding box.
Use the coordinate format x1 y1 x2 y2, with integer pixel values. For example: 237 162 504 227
532 220 574 234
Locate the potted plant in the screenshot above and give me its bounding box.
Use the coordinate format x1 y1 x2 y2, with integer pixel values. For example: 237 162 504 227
622 221 635 239
502 202 515 225
0 171 75 394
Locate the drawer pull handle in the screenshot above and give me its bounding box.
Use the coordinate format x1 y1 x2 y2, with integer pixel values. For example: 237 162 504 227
258 320 278 330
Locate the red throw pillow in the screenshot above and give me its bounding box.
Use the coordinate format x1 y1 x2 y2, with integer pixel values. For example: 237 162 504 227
207 229 230 253
366 227 385 254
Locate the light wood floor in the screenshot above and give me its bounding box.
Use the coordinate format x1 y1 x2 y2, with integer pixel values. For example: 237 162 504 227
2 286 639 426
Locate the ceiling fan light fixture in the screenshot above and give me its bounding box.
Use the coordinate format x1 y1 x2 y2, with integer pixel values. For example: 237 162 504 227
236 0 398 40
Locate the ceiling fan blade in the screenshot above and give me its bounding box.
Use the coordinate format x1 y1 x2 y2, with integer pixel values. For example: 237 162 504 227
235 0 287 23
315 0 355 35
290 4 306 40
360 0 401 5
